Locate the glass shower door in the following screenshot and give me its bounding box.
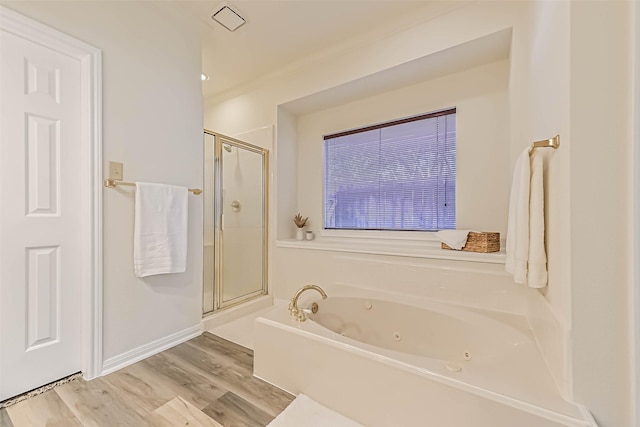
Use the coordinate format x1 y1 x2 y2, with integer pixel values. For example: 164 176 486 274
203 131 268 314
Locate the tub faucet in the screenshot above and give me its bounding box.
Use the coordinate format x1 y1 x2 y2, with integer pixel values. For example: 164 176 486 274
288 284 327 322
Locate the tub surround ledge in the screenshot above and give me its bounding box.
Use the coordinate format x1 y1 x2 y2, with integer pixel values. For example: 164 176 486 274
276 238 506 264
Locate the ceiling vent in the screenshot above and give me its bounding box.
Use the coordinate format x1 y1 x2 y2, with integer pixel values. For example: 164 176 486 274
211 3 246 32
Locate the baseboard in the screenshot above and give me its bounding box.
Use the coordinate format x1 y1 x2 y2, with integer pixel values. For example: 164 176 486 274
101 324 202 376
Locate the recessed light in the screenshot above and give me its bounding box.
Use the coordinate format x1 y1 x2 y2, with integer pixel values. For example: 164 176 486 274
201 73 210 81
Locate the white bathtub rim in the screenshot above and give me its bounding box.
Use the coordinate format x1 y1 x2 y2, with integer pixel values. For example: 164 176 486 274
256 314 589 427
319 282 525 320
296 285 543 362
309 295 533 358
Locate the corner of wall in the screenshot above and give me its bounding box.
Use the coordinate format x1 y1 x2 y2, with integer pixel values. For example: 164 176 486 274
526 287 572 400
275 106 298 241
632 1 640 425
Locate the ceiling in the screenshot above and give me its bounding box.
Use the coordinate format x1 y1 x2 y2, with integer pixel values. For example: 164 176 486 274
161 1 455 100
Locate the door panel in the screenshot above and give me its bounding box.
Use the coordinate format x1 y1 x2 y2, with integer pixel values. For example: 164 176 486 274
202 132 268 314
220 142 265 303
1 29 83 400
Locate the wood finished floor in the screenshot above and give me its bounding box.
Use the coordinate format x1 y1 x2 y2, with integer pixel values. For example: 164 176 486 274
0 333 294 427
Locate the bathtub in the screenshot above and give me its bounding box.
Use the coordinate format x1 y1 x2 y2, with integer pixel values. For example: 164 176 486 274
254 286 596 427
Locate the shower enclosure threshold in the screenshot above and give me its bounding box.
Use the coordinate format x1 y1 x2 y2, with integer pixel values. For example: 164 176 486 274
202 294 274 331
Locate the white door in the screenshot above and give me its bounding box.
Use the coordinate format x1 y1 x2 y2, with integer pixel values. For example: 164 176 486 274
0 27 83 400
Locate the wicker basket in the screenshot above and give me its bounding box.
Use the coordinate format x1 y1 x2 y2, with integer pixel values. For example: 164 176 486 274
441 232 500 253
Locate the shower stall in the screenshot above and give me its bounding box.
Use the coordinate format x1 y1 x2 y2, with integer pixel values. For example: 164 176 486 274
203 130 268 314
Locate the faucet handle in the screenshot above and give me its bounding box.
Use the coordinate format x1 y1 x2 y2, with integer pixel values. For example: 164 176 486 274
288 298 298 316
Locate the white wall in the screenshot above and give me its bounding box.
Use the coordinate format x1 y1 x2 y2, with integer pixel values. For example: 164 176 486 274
204 1 636 426
205 3 520 135
635 2 640 424
509 0 573 400
296 60 509 239
4 1 204 366
514 1 635 424
569 2 633 426
205 2 521 309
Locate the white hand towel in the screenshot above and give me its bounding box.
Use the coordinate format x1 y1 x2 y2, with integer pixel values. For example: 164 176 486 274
527 152 548 287
505 148 548 287
134 182 188 278
505 149 530 284
436 230 472 250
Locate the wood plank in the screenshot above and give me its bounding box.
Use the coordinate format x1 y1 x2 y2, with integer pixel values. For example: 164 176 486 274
165 339 294 417
6 389 82 427
0 333 292 427
203 391 274 427
0 408 14 427
140 352 228 409
186 334 254 375
147 396 223 427
54 377 149 427
201 332 254 361
100 363 174 414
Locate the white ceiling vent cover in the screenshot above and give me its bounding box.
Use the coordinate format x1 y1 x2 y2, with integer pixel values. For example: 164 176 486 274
211 3 246 32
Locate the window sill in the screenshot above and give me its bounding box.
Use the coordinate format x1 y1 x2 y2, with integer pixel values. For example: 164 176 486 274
275 237 506 264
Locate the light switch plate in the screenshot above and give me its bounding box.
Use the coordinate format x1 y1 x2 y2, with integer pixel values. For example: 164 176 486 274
109 161 123 180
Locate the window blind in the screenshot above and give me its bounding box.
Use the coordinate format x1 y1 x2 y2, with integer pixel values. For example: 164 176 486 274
323 109 456 231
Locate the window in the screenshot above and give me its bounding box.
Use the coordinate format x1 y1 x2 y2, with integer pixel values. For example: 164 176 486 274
323 108 456 231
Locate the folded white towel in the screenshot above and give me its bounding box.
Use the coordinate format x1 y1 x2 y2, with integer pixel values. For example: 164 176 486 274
436 230 473 250
505 148 548 287
134 182 188 278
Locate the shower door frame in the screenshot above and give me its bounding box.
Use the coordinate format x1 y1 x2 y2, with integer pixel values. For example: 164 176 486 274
203 130 269 313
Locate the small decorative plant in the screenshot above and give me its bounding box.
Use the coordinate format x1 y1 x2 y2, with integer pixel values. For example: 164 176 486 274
293 213 308 229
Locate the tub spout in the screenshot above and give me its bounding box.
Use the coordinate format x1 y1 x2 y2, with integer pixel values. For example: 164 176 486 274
288 284 327 322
